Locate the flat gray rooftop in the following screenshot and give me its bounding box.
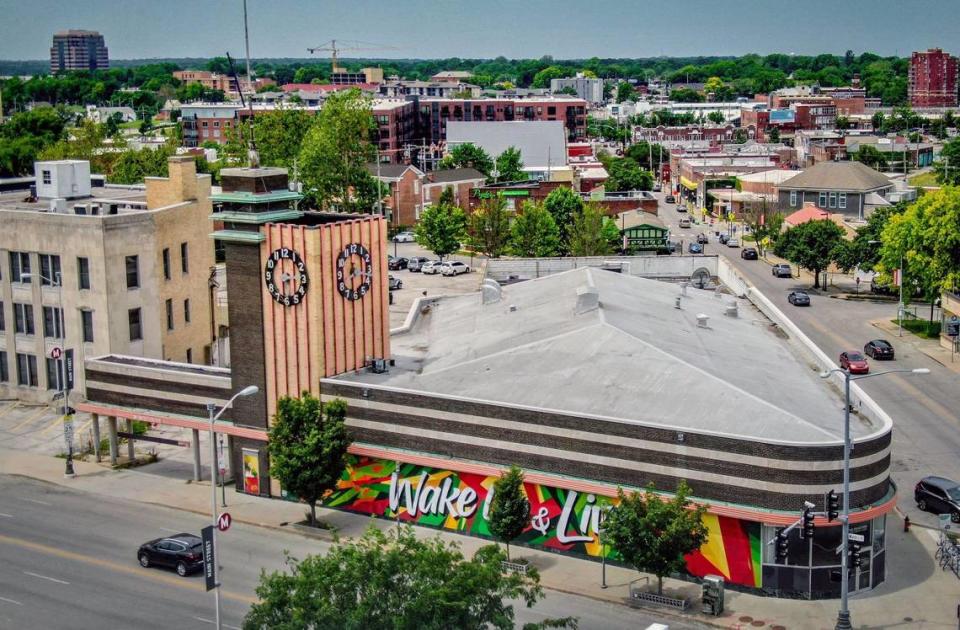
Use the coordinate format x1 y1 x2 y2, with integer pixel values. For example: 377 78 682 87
336 267 878 445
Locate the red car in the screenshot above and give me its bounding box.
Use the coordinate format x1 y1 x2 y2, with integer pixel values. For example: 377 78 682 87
839 351 869 374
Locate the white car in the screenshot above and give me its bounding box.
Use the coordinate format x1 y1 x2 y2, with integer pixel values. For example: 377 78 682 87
393 231 416 243
726 238 740 248
420 260 442 275
441 261 471 276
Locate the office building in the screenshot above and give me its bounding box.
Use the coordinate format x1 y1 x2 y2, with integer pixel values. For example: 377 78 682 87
50 30 109 73
909 48 959 107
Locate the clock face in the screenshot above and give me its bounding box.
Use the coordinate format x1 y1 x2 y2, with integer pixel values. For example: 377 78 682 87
264 248 308 306
336 243 373 301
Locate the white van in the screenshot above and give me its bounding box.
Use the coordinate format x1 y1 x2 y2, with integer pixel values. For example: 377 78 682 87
678 217 691 228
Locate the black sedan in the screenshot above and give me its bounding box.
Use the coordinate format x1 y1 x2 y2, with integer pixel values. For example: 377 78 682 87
864 339 895 360
696 233 709 244
665 195 676 204
388 257 409 270
138 534 204 576
740 247 758 260
787 291 810 306
916 476 960 522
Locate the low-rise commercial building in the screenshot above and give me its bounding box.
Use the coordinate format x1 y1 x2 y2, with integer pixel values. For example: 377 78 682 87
777 161 894 221
550 74 605 104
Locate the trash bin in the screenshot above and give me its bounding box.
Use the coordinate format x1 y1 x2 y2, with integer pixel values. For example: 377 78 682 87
701 575 724 616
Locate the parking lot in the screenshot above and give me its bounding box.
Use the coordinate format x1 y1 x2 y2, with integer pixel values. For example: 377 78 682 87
387 241 483 328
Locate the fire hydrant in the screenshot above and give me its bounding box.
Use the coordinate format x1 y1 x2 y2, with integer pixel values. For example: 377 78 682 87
903 516 911 533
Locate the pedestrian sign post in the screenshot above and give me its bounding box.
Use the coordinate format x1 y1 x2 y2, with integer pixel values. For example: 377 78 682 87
217 512 232 532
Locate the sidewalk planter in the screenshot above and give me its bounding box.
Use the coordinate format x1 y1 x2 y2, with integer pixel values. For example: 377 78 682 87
627 586 688 611
501 559 529 575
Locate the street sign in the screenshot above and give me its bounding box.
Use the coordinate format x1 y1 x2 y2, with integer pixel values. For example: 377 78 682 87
847 533 865 543
201 525 216 591
947 316 960 338
50 347 62 359
217 512 232 532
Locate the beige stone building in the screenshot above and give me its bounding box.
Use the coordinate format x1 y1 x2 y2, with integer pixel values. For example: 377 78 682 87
0 157 214 403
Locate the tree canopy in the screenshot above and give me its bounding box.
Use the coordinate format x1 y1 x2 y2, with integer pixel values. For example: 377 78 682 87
605 158 653 192
466 197 511 258
438 142 494 177
510 202 561 257
568 204 617 257
773 219 846 289
488 465 531 561
494 146 525 182
543 187 584 253
253 109 316 170
415 201 467 261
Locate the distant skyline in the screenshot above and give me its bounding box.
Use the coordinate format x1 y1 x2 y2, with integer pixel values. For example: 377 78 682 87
2 0 959 61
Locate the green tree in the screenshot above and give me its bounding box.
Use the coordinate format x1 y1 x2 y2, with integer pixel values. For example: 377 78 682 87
773 219 845 289
543 186 584 252
740 202 783 257
603 481 708 595
568 204 613 256
880 188 960 299
415 202 467 261
298 89 376 211
438 142 494 177
243 525 574 630
531 65 567 89
510 202 561 257
933 137 960 185
494 146 525 182
253 109 316 170
835 116 851 130
703 76 724 94
706 110 725 125
488 465 530 561
616 81 635 103
606 158 653 192
670 88 704 103
833 203 903 273
109 145 176 184
466 197 511 258
767 127 781 144
267 393 349 527
852 144 889 170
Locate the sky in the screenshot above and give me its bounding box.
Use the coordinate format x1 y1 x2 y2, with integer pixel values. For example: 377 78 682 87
1 0 959 61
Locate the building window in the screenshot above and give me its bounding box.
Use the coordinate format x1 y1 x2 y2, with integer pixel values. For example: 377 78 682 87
186 348 193 364
81 310 94 343
165 298 174 331
125 255 139 289
42 170 52 185
789 190 797 207
39 254 61 285
838 193 847 209
180 243 189 274
14 303 34 335
16 353 38 387
818 192 828 208
162 248 171 280
42 306 64 339
45 358 63 391
10 252 30 283
128 308 142 341
184 298 191 324
202 121 208 127
829 192 837 208
0 351 7 383
77 257 90 290
0 301 4 331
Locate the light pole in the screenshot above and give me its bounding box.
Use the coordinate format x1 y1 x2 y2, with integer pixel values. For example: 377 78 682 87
866 241 904 337
206 384 258 630
23 271 70 476
820 366 928 630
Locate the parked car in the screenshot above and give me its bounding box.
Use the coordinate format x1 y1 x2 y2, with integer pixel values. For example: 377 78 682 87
420 260 442 275
772 264 792 278
406 256 431 272
718 233 730 245
915 476 960 522
138 534 204 576
870 278 894 295
665 195 676 204
653 183 662 192
441 261 471 276
678 218 691 228
393 231 416 243
696 233 709 244
726 238 740 248
675 204 686 213
688 242 703 254
740 247 758 260
388 275 402 290
787 290 810 306
839 350 869 374
388 257 408 270
864 339 895 360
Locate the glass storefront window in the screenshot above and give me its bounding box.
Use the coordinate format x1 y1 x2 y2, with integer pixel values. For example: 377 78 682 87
811 524 844 567
872 515 885 553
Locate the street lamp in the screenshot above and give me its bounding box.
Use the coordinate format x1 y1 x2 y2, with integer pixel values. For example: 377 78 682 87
22 271 71 477
819 366 928 630
207 384 258 630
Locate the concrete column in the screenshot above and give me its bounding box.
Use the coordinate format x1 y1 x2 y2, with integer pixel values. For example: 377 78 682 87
125 419 134 462
108 416 118 466
225 435 235 483
91 413 101 463
191 428 201 482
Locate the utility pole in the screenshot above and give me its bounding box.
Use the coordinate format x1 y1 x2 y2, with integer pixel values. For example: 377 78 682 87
242 0 253 94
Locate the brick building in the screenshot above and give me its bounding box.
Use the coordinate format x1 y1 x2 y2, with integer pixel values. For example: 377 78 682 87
173 70 274 95
367 165 485 227
909 48 959 107
50 30 108 73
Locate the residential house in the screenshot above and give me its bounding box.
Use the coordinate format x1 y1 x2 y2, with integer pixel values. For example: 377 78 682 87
777 161 894 221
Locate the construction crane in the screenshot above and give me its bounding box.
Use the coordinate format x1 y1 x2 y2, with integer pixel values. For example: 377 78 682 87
307 39 399 74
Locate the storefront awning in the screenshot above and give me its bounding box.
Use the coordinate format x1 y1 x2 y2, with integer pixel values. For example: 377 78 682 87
680 176 698 191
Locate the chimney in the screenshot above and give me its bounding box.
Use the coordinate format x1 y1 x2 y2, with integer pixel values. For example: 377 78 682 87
680 282 688 296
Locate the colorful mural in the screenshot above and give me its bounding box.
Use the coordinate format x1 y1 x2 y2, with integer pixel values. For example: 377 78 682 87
323 456 763 588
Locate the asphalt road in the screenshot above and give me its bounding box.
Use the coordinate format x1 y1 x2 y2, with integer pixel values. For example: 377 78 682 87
652 189 960 527
0 475 697 630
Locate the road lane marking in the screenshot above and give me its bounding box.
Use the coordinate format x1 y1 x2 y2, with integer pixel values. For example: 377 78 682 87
0 533 255 604
39 414 70 436
22 498 51 506
0 596 23 606
23 571 70 585
0 512 12 518
0 401 20 419
9 406 49 433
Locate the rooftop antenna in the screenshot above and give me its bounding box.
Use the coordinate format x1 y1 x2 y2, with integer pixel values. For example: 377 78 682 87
226 51 259 168
243 0 253 92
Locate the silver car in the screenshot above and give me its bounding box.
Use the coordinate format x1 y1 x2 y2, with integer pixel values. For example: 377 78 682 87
420 260 442 275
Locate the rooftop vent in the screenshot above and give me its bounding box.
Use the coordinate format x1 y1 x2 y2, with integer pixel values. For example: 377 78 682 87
696 313 710 328
675 296 682 309
482 279 502 305
509 304 518 312
680 282 688 297
725 303 739 318
576 285 600 314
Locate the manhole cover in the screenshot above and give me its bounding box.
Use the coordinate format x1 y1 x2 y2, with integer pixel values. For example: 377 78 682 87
904 618 913 623
739 617 754 623
751 622 766 628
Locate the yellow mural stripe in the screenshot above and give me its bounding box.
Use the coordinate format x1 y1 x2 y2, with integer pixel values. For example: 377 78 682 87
697 513 730 579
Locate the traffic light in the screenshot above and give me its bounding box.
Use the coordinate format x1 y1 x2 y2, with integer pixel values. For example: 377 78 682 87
775 529 789 563
802 507 815 539
827 490 840 522
850 543 862 568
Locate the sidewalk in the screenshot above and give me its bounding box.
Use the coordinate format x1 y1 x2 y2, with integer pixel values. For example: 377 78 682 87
871 317 960 375
2 447 958 629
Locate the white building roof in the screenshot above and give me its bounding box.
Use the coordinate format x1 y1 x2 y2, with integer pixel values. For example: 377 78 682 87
446 121 568 170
